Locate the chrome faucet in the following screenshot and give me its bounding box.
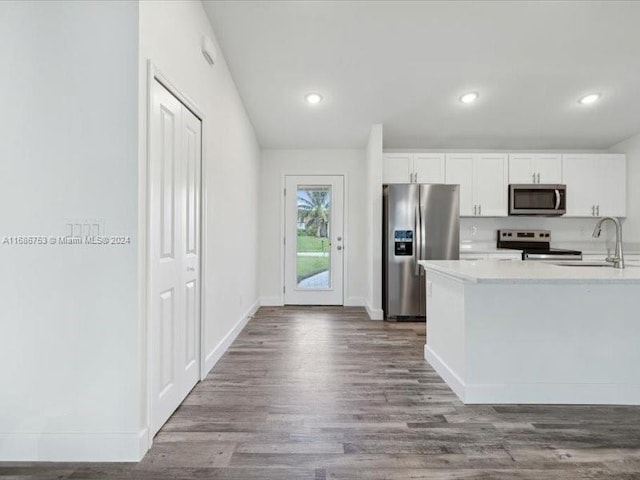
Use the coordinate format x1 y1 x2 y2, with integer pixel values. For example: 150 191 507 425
592 217 625 269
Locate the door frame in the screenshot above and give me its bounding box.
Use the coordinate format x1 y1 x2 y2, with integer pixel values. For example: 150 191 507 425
280 173 348 305
142 61 207 445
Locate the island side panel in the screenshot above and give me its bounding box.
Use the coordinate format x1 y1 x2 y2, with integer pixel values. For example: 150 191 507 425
424 270 467 401
464 282 640 405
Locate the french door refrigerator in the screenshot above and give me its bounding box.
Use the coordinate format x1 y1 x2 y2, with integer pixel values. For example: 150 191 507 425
383 184 460 320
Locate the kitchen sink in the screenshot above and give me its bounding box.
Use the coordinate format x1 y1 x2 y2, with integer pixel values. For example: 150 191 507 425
552 262 638 268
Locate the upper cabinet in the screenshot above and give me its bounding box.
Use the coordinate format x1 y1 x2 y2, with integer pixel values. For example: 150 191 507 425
508 154 562 184
383 151 626 218
445 153 508 217
383 153 445 184
562 154 626 217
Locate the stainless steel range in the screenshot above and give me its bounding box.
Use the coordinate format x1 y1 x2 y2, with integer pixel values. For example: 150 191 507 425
497 229 582 261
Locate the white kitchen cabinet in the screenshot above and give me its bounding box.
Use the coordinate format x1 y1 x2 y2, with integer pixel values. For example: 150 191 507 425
445 154 475 216
382 154 412 184
413 154 445 183
562 154 626 217
509 154 562 184
446 153 508 217
383 153 445 184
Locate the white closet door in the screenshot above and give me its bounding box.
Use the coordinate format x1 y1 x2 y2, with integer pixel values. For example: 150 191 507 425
149 79 201 436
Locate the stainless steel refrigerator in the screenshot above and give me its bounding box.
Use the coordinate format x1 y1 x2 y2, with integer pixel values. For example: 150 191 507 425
383 184 460 320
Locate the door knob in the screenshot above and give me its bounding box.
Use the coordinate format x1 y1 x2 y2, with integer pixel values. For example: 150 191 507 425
337 236 342 241
337 245 343 250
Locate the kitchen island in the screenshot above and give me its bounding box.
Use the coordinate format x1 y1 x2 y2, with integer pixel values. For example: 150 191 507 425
418 260 640 405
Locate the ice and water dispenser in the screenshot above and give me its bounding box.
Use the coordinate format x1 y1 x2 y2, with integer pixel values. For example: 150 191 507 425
393 229 413 256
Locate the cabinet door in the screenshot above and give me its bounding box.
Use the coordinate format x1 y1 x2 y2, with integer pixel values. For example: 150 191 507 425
382 154 412 184
535 154 562 183
562 154 600 217
508 154 535 184
413 154 445 183
445 154 474 216
474 154 508 216
597 154 626 217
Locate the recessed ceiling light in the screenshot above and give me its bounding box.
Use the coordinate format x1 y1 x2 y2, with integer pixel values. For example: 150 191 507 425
305 92 323 105
578 93 601 105
459 92 479 104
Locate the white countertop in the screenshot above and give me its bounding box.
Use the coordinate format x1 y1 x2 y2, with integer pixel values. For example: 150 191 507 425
419 259 640 284
459 241 640 255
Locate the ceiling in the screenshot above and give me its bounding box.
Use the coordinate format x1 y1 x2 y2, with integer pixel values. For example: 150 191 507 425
203 1 640 150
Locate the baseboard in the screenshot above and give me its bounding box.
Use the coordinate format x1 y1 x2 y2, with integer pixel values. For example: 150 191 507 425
259 296 283 306
425 345 466 402
365 303 384 320
203 299 260 376
0 429 149 462
425 345 640 405
344 296 365 307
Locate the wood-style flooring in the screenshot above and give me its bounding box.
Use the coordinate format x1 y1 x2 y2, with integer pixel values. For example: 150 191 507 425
2 306 640 479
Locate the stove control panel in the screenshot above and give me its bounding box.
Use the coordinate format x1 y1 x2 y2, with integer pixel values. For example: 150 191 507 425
497 229 551 249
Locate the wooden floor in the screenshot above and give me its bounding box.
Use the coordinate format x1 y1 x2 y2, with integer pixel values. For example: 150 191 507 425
3 306 640 479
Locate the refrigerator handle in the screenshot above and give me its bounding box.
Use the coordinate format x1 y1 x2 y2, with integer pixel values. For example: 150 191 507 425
414 204 422 276
414 205 420 276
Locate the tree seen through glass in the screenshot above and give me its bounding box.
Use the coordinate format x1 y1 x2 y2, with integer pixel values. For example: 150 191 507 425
296 186 331 288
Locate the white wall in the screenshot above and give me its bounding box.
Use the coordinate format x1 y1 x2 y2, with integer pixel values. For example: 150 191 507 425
0 1 140 461
610 132 640 242
139 0 261 398
259 150 366 306
365 126 384 319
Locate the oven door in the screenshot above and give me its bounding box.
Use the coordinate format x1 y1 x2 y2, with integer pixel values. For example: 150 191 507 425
509 184 566 216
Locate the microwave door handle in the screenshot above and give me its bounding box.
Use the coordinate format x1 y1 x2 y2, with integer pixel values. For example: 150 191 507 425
554 189 561 210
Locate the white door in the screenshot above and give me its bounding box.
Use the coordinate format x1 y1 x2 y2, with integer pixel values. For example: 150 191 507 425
597 154 626 217
284 175 344 305
474 154 508 216
535 154 562 183
383 154 412 184
563 154 600 217
149 79 201 436
508 154 535 184
445 154 474 216
413 154 445 183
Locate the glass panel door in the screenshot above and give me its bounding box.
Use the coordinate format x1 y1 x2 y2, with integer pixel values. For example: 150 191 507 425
284 176 344 305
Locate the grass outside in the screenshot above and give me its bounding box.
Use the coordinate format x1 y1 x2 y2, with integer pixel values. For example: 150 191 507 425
297 234 330 253
297 256 329 283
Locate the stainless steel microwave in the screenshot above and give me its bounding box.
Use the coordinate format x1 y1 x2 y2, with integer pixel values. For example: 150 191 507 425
509 184 566 216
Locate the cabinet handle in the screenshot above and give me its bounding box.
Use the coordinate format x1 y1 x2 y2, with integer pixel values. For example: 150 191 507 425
596 205 600 216
414 172 417 183
537 173 540 183
591 205 595 216
479 204 482 216
532 173 536 183
474 205 477 216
